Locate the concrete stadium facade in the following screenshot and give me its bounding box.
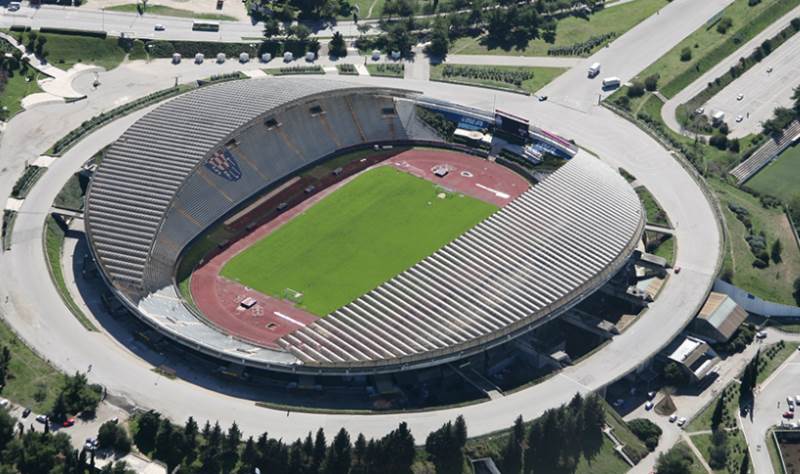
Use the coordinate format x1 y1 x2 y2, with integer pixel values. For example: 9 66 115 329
85 77 645 376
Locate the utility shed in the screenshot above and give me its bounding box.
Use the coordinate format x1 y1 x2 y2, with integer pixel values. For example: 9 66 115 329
694 292 747 342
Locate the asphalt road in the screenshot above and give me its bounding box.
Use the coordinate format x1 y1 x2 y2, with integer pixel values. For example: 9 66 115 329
0 0 724 443
661 5 800 139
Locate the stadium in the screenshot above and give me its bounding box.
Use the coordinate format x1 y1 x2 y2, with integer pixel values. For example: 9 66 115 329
85 77 645 380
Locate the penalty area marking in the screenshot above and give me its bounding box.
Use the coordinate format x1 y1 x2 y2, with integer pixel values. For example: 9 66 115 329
475 183 510 200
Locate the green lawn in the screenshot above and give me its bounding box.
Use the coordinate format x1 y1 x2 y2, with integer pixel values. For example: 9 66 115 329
0 71 43 119
636 186 670 227
449 0 668 57
652 234 676 265
634 0 800 98
687 383 738 433
756 341 800 384
691 429 752 474
0 319 62 413
430 64 566 94
36 32 127 70
347 0 385 19
104 3 238 21
221 166 497 316
747 142 800 204
711 180 800 305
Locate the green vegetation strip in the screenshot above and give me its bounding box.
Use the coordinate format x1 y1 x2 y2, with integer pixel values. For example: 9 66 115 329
756 341 799 384
634 0 800 98
0 317 62 412
430 64 566 95
366 63 403 77
336 63 358 75
449 0 668 57
636 186 670 227
767 429 788 474
266 65 325 75
11 165 45 199
44 215 97 331
1 210 17 251
221 166 497 316
104 3 238 21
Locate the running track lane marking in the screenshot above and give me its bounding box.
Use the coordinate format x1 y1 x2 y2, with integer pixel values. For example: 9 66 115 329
475 183 511 200
274 312 306 327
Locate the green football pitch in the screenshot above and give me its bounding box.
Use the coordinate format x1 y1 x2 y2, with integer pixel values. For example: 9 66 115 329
220 166 497 316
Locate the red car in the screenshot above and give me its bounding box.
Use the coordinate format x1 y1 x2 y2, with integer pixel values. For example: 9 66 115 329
783 412 794 419
62 418 75 427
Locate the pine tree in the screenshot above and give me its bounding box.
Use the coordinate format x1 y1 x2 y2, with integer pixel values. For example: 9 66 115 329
312 428 327 473
740 451 750 474
711 395 725 432
323 428 352 474
501 416 525 474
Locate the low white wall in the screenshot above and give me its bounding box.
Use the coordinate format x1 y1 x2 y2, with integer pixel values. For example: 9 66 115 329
713 279 800 317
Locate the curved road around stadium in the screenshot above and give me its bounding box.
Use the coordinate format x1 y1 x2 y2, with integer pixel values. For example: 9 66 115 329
0 0 725 441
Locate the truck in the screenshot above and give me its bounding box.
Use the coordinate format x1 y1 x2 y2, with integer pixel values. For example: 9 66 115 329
588 63 601 78
601 77 621 89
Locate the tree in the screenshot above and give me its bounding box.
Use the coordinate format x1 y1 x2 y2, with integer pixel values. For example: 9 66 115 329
425 16 450 59
425 420 465 474
290 24 311 41
656 443 695 474
351 434 367 474
663 361 690 387
627 81 645 98
644 74 659 92
97 420 131 454
324 428 352 474
312 427 327 472
794 276 800 305
711 395 725 432
0 408 14 453
328 31 347 58
740 450 750 474
263 17 281 38
0 346 10 385
51 371 101 419
680 47 692 62
772 238 782 263
708 429 728 469
133 410 160 454
500 416 525 474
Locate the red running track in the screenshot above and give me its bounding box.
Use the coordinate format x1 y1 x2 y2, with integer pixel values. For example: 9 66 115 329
190 149 530 348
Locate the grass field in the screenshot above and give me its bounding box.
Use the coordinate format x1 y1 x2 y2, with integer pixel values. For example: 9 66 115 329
0 319 62 413
747 142 800 204
691 429 751 474
429 64 566 94
687 383 738 433
652 234 676 265
104 3 238 21
221 166 497 316
633 0 800 98
711 180 800 305
756 341 800 384
36 32 128 70
0 72 43 120
449 0 667 57
636 186 670 227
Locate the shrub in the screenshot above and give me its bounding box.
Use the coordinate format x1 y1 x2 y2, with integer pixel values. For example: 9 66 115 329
627 82 645 98
440 65 533 88
98 421 131 454
644 74 659 92
709 133 728 150
680 47 692 62
716 17 733 34
627 419 662 451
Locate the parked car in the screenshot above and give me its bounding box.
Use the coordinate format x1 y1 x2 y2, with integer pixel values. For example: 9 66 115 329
783 411 794 419
669 414 678 423
35 414 48 424
8 2 21 11
0 399 8 408
154 24 166 31
677 417 687 427
538 95 548 102
767 67 774 73
796 395 800 405
63 418 75 427
645 401 654 410
756 331 767 339
788 397 795 407
735 115 743 123
737 93 744 101
695 107 705 115
21 408 31 418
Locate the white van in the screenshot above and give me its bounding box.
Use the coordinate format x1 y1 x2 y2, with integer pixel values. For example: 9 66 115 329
588 62 601 78
602 77 621 89
8 2 22 11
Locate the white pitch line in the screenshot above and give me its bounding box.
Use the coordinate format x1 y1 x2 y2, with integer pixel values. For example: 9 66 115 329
475 183 511 199
274 311 305 326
